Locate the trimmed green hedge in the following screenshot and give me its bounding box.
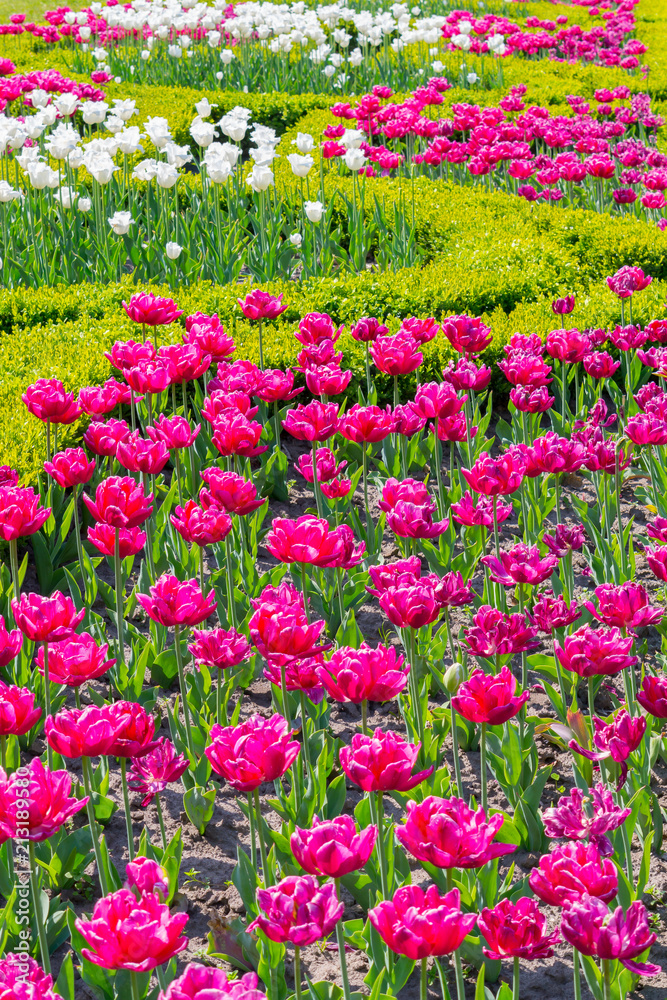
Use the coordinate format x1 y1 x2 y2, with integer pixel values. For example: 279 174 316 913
4 264 667 480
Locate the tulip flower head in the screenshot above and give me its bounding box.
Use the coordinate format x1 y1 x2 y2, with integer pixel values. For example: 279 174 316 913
561 896 661 976
463 605 540 659
36 633 115 687
478 897 560 960
542 782 631 855
529 841 618 906
136 574 216 628
12 591 85 643
0 617 23 668
316 643 409 704
482 543 558 587
75 887 188 971
555 625 638 678
452 666 529 725
0 757 88 841
340 728 433 792
395 796 516 869
248 875 343 946
290 814 377 878
369 886 477 960
0 681 41 736
206 713 300 791
0 486 51 541
125 856 170 901
127 738 190 807
0 954 57 1000
159 965 266 1000
585 581 663 630
44 447 95 488
123 292 183 326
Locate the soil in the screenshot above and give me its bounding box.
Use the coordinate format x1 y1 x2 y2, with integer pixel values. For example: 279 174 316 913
15 414 667 1000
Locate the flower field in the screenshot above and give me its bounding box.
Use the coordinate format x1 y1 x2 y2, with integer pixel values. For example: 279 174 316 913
2 0 667 998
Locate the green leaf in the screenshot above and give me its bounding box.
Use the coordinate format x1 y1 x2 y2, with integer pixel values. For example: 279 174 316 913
183 785 217 835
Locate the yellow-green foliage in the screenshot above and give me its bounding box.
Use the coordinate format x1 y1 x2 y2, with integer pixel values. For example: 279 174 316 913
3 265 666 481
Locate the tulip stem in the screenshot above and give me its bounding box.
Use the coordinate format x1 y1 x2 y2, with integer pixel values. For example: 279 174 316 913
42 642 53 770
334 879 352 1000
364 343 371 398
29 841 51 975
72 484 87 595
174 448 184 508
253 787 272 886
445 872 466 1000
257 318 264 371
82 756 110 897
433 419 445 517
224 535 237 628
420 957 428 1000
602 959 612 1000
491 496 500 559
376 791 390 899
174 624 195 759
273 401 281 453
615 452 628 578
362 444 371 538
216 668 227 727
311 441 324 518
299 689 311 776
450 698 464 799
279 661 291 732
572 948 582 1000
155 792 168 851
512 956 520 1000
621 818 633 885
8 537 19 601
294 945 303 1000
120 757 135 862
247 792 258 874
480 722 488 813
361 699 369 735
587 676 596 727
114 528 125 672
130 970 141 1000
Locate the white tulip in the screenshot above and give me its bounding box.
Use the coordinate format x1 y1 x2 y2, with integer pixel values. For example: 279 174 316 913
156 162 180 188
245 164 274 192
145 116 172 148
220 48 235 64
55 186 77 209
190 117 216 147
205 155 232 183
54 94 79 117
141 49 151 59
294 131 314 154
84 151 118 184
81 101 109 125
78 196 92 212
466 72 479 84
289 232 302 247
195 98 217 118
304 200 324 223
28 88 49 108
168 44 182 57
287 153 313 178
79 25 91 39
166 241 183 260
108 211 133 235
117 126 144 155
104 115 125 134
0 181 20 203
349 48 363 66
112 99 138 121
27 161 58 190
341 128 364 149
220 114 247 142
344 147 366 172
431 60 444 72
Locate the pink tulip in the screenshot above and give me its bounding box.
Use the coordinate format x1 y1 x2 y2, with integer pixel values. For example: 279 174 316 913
117 432 170 475
88 523 146 557
442 314 493 355
463 605 540 658
75 888 188 971
263 655 325 703
482 543 558 586
158 343 211 383
561 896 661 976
637 674 667 718
212 411 268 458
0 954 56 1000
369 886 477 959
125 856 169 901
290 815 377 878
45 705 126 758
462 451 525 496
136 574 216 628
339 729 433 792
248 875 343 946
44 447 95 488
478 898 560 960
451 491 513 527
0 758 88 842
410 382 466 421
395 796 516 868
146 414 201 450
282 401 339 442
585 581 662 629
188 628 252 671
12 591 85 643
83 476 153 529
22 378 81 425
123 291 183 326
105 701 159 758
237 290 288 321
316 643 409 704
83 419 131 457
379 580 442 629
0 617 23 667
199 468 265 515
530 591 581 633
452 666 529 725
36 633 115 686
0 681 41 736
568 711 646 787
127 737 190 807
370 332 423 376
542 782 631 856
159 965 265 1000
555 625 638 678
0 487 51 541
170 500 232 546
386 501 450 540
205 713 300 791
338 404 396 442
529 842 618 906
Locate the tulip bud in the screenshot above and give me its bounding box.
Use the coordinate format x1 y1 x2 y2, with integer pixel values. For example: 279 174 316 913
444 661 464 694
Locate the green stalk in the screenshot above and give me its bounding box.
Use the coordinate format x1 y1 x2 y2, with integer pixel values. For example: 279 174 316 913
480 721 488 813
450 698 463 799
114 527 125 672
247 791 258 874
299 689 312 778
155 792 168 851
82 756 110 896
420 956 428 1000
224 535 237 628
280 661 291 731
573 948 582 1000
120 758 135 862
446 871 467 1000
361 699 369 735
311 440 324 518
130 970 141 1000
376 791 390 899
72 484 87 594
174 625 195 758
253 786 272 886
42 643 53 770
294 945 303 1000
334 880 353 1000
602 959 612 1000
8 537 20 601
29 841 51 974
512 955 520 1000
